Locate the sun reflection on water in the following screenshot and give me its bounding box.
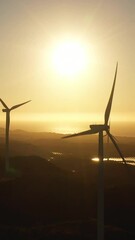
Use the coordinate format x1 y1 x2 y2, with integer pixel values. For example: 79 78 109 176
92 157 135 165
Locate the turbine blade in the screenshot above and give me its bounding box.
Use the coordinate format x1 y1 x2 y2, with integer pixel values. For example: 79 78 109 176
10 100 31 110
106 130 126 164
62 129 97 139
104 63 118 125
0 98 9 109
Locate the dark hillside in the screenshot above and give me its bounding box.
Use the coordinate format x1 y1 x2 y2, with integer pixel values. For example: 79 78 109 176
0 156 134 239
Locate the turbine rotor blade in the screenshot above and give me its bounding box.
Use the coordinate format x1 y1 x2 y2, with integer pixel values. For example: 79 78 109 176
10 100 31 111
62 129 97 139
104 63 118 125
0 98 9 109
106 129 126 164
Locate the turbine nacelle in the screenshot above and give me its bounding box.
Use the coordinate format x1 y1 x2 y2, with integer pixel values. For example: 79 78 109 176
2 109 9 113
90 124 109 132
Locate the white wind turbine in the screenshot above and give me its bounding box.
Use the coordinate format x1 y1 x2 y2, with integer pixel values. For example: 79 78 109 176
0 99 31 172
62 63 126 240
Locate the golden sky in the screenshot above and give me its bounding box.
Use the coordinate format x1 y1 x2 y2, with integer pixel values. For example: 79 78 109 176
0 0 135 135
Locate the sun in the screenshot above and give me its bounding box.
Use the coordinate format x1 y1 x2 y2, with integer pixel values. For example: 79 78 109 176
52 40 89 76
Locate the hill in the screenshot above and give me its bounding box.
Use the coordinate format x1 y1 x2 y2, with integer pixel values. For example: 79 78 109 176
0 129 135 239
0 128 135 170
0 155 135 239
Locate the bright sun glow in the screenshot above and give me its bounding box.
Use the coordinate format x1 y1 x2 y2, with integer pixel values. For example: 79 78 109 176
52 40 89 76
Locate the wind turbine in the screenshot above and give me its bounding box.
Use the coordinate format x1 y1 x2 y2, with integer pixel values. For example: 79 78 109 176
0 99 31 172
62 63 126 240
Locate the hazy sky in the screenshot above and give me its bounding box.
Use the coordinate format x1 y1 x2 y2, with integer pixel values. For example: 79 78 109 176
0 0 135 134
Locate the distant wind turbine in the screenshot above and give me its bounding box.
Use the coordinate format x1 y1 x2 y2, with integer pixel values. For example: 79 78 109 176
62 63 126 240
0 99 31 172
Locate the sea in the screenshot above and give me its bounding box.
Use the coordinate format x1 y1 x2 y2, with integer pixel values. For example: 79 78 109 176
49 152 135 166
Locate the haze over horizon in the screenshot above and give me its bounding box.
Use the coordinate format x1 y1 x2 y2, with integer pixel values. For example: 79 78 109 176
0 0 135 136
0 117 135 138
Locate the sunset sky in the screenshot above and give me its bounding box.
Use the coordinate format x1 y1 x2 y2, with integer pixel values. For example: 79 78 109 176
0 0 135 135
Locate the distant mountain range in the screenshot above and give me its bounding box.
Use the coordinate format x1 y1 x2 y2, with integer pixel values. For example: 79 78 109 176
0 128 135 170
0 127 135 142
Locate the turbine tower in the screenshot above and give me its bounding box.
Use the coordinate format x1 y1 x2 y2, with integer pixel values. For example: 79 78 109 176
0 99 31 172
62 63 126 240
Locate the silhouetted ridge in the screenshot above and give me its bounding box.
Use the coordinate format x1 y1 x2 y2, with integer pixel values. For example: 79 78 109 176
10 155 65 175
